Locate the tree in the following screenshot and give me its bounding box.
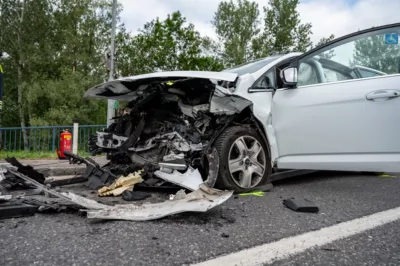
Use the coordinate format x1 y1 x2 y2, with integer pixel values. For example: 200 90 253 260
352 34 400 74
27 71 106 126
315 34 336 59
315 34 335 47
118 11 223 75
212 0 260 67
0 0 123 132
1 0 42 149
254 0 313 57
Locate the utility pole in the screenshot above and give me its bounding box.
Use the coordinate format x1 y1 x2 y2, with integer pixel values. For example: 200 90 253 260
106 0 117 127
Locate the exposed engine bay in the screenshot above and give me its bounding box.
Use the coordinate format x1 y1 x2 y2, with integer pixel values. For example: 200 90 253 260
87 77 256 189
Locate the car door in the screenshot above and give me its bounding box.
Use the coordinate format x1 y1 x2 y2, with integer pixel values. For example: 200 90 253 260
272 23 400 172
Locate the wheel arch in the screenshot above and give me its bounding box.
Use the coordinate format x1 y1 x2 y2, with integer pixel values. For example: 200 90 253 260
236 107 272 161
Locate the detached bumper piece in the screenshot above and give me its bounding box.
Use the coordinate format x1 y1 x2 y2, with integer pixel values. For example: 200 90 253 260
83 185 233 221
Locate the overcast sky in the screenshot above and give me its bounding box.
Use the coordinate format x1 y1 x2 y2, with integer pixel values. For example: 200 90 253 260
118 0 400 44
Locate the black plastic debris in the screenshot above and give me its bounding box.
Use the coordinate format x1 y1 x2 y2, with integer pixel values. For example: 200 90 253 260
221 233 230 238
5 157 45 184
122 190 151 201
45 175 88 187
63 151 117 190
22 197 70 213
0 202 38 219
283 198 319 213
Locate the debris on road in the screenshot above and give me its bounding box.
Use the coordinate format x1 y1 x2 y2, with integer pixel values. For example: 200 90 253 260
379 173 397 178
0 203 38 219
221 233 230 238
98 170 144 196
155 167 203 191
283 198 319 213
0 194 12 202
239 191 264 197
121 190 151 201
84 185 233 221
5 157 45 184
0 159 234 221
64 151 117 189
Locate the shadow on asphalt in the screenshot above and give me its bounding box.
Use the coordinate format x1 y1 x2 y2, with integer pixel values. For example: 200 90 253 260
272 171 369 187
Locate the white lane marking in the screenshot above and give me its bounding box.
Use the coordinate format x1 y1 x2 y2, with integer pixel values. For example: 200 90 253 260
192 206 400 266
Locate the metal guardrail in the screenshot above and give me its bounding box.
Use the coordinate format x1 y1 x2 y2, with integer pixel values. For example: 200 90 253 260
0 125 106 153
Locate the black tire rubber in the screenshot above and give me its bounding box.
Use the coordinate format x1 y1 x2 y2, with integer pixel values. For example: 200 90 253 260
213 126 272 193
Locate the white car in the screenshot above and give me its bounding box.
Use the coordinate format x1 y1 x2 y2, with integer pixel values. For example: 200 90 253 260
85 23 400 192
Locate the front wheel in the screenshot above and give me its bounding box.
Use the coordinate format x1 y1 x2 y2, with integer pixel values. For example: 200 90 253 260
214 126 272 193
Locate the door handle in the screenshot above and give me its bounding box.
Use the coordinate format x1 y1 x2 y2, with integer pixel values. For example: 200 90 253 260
366 90 400 101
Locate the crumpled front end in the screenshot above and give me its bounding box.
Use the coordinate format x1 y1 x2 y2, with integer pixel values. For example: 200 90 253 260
88 76 252 189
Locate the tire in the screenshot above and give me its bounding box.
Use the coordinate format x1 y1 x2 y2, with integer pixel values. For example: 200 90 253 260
214 126 272 193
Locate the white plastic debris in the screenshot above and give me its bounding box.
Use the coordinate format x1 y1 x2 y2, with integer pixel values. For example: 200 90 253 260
154 167 203 191
84 186 233 221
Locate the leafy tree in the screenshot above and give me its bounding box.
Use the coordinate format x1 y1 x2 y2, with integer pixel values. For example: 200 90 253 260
118 11 223 75
27 71 106 126
254 0 312 57
315 34 336 59
315 34 335 47
352 34 400 74
212 0 260 67
0 0 51 149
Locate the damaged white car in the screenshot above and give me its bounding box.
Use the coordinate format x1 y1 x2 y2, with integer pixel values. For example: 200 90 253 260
85 23 400 193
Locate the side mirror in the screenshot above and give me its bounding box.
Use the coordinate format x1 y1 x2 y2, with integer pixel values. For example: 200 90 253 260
281 67 298 86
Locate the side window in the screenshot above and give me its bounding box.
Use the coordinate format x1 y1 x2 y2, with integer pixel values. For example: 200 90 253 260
298 26 400 86
323 67 352 82
254 70 276 89
297 63 318 86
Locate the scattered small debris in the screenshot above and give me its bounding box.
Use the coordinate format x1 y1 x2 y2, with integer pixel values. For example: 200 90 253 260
64 151 117 190
5 157 45 184
0 203 38 219
0 165 233 221
9 223 18 229
221 233 230 238
169 189 186 201
98 170 144 196
220 214 236 224
283 198 319 213
379 173 397 178
0 195 12 202
122 190 151 201
238 184 273 196
239 191 264 197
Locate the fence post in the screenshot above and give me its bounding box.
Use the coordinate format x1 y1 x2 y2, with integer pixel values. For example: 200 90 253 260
72 120 78 154
51 127 56 153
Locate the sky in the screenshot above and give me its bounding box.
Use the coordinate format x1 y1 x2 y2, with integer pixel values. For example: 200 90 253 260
118 0 400 45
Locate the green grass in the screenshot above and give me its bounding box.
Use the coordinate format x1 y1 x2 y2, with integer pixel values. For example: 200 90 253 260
0 150 91 159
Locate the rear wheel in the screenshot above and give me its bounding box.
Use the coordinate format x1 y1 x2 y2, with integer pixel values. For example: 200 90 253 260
214 126 272 192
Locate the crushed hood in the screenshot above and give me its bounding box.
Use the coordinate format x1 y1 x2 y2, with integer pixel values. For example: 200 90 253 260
84 71 239 101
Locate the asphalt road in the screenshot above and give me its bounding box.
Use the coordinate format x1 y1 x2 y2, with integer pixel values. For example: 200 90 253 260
1 171 399 266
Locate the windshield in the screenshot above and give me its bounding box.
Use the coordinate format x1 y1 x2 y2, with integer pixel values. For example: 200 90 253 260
222 55 282 75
